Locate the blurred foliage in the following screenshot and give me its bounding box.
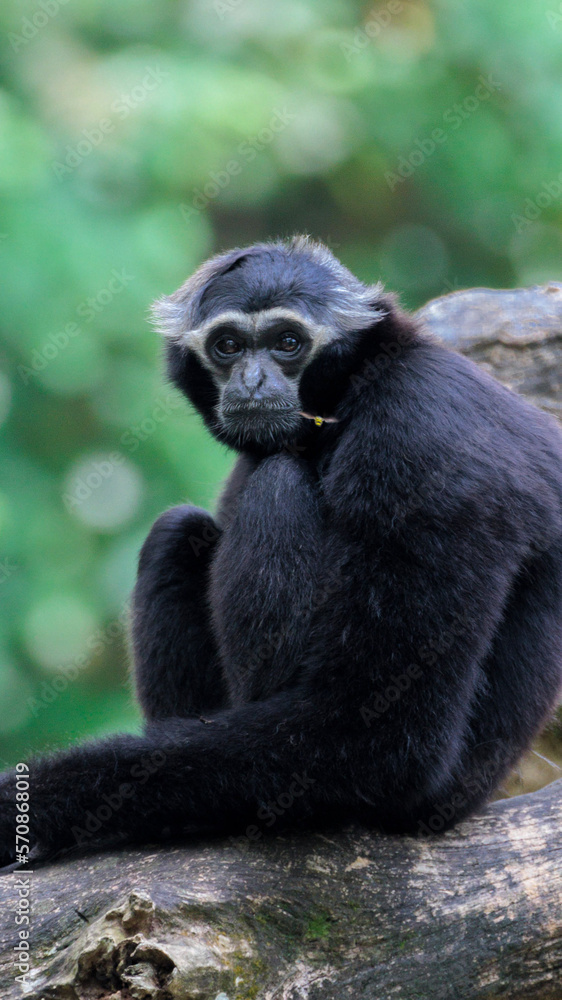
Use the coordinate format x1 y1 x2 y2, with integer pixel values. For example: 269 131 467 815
1 0 562 770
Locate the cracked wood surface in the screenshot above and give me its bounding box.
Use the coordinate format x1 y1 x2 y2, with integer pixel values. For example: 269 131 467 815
0 781 560 999
416 281 562 419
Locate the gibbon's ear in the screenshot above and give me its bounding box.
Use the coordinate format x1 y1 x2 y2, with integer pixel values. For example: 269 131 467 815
298 292 419 416
150 247 258 342
325 281 387 335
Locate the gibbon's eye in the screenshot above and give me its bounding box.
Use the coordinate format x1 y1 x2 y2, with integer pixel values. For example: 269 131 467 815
274 333 301 355
214 337 243 358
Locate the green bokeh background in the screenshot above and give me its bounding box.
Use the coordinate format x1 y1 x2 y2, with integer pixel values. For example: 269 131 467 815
1 0 562 768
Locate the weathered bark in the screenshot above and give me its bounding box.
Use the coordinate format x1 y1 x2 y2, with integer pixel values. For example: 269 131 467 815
416 281 562 419
1 285 561 999
0 780 561 1000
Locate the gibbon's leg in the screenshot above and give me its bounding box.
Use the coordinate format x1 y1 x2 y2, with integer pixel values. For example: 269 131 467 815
0 498 520 866
1 485 558 866
131 505 227 721
133 455 259 720
391 542 562 835
0 549 552 866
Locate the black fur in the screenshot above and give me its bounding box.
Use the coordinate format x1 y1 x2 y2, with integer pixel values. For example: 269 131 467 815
1 236 562 866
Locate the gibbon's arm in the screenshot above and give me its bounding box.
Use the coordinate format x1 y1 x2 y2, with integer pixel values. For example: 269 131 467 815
0 695 337 865
307 363 538 797
209 451 324 701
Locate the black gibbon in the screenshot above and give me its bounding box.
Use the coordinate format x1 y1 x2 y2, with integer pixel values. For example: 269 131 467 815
1 236 562 867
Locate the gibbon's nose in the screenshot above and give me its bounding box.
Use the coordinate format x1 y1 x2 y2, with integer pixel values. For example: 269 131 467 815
242 360 266 394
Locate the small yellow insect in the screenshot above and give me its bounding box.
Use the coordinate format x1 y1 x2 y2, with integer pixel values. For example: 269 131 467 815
299 411 339 427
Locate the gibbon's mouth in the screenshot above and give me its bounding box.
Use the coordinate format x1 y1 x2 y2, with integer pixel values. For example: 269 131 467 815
219 405 302 447
221 403 296 417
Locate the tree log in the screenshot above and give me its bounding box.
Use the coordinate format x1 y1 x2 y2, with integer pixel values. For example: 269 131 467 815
416 282 562 419
0 781 561 1000
1 284 561 1000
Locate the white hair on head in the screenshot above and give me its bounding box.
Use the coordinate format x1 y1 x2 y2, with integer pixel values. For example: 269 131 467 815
151 235 386 342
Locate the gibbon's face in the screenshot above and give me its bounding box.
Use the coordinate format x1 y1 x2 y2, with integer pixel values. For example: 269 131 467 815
153 238 385 451
193 306 321 448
